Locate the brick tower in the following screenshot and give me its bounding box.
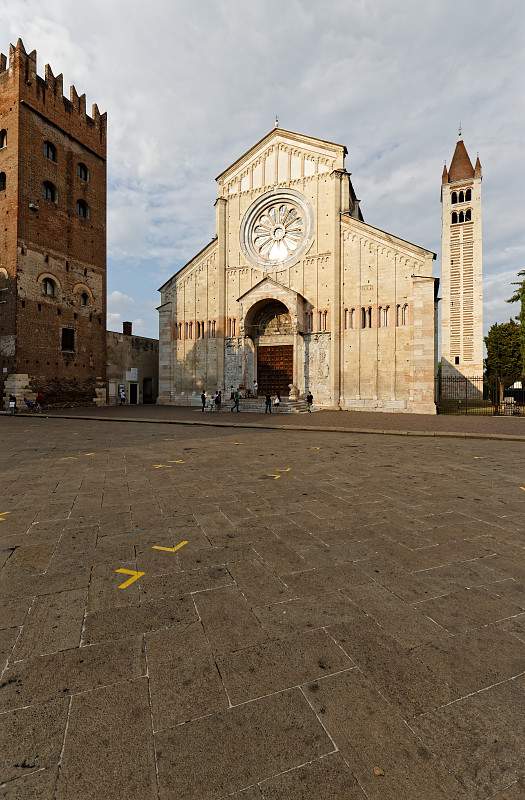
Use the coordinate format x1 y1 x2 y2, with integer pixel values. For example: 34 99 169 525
0 38 107 407
440 134 483 380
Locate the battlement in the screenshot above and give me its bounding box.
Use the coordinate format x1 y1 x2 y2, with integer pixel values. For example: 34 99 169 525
0 38 106 150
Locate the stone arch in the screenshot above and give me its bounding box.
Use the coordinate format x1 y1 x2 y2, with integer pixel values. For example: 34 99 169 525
244 298 292 340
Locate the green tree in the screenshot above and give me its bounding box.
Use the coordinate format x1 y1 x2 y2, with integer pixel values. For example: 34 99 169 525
484 320 522 404
507 268 525 380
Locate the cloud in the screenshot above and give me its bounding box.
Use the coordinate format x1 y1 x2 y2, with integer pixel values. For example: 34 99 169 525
1 0 524 338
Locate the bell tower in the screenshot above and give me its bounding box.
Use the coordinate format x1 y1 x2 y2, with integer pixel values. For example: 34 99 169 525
440 132 483 378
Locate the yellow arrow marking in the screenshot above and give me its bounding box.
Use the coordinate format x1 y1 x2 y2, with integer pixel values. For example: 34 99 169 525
152 464 171 469
167 459 185 464
267 473 281 480
278 467 291 472
84 452 96 456
0 512 10 523
309 446 321 451
152 540 189 553
115 568 145 589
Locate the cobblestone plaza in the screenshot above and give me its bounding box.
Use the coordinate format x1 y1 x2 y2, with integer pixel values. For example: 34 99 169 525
1 416 525 799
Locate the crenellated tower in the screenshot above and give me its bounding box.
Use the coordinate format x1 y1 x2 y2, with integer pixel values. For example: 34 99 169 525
0 38 107 406
440 134 483 379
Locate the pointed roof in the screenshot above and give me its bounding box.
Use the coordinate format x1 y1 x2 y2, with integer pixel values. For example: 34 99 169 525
441 163 449 185
474 155 482 179
448 139 475 181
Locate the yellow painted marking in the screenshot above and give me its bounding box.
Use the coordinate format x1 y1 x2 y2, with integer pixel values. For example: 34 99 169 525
278 467 291 472
60 456 78 460
0 512 10 523
309 446 321 451
152 540 189 553
167 459 185 464
84 452 96 456
234 442 243 445
267 473 281 480
115 568 145 589
521 486 525 492
152 464 171 469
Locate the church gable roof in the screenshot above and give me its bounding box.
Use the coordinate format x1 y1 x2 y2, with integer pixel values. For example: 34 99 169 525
158 237 218 292
237 275 304 303
447 139 475 182
216 128 347 186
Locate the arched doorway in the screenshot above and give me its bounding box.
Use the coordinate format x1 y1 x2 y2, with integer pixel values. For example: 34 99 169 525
246 300 293 396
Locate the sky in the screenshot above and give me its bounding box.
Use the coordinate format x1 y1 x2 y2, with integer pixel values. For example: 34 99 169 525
1 0 524 338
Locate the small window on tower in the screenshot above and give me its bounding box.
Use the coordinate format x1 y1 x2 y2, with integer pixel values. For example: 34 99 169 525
465 188 471 201
0 129 7 149
42 277 56 297
454 356 460 365
465 209 471 222
0 172 5 192
451 211 458 224
458 211 464 223
43 141 57 162
77 163 89 182
80 292 89 306
43 181 57 203
76 199 90 219
61 328 75 352
451 191 457 204
458 190 464 203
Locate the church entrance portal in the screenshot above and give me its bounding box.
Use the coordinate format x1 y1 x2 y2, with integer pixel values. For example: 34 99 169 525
257 345 293 397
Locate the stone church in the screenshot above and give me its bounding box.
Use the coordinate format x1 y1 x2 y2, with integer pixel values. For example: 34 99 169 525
158 127 438 412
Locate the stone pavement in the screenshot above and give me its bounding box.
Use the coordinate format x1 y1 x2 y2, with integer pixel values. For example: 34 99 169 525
40 403 525 440
1 415 525 799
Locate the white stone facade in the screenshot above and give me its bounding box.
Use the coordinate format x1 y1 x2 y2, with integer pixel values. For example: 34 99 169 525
158 128 438 413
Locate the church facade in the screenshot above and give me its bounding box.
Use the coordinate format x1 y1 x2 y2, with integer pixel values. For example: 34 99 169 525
158 128 438 413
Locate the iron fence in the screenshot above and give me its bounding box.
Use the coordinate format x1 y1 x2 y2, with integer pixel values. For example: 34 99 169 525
436 375 524 416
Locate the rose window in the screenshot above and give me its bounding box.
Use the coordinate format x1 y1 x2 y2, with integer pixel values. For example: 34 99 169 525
240 189 314 269
252 204 303 262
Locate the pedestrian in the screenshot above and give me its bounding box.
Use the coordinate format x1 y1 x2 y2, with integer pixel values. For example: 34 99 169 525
306 390 313 412
215 390 222 412
36 390 45 411
230 385 235 401
8 394 16 415
201 391 206 412
253 379 258 397
231 389 240 412
274 393 281 409
265 393 272 414
119 385 126 406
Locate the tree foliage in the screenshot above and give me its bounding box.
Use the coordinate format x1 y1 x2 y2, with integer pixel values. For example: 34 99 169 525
507 268 525 379
484 320 522 391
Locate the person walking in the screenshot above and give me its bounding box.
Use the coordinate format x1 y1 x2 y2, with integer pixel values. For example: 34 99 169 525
230 385 235 402
8 394 16 415
119 385 126 406
265 393 272 414
231 389 240 412
201 391 206 412
306 390 313 412
253 379 258 397
215 390 222 412
274 393 281 410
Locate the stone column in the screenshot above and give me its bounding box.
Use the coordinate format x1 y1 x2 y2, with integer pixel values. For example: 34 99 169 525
330 170 344 408
409 276 437 414
215 197 227 392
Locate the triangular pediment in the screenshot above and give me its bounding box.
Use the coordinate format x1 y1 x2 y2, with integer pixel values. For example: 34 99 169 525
237 276 304 304
217 128 347 195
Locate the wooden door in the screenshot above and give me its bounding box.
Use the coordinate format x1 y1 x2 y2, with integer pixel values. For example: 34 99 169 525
257 345 293 396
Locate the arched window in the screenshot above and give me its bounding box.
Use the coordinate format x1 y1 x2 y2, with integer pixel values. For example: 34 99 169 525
349 308 355 329
366 307 372 328
77 163 89 182
43 141 57 162
0 172 5 192
465 188 471 201
76 199 89 219
380 306 389 327
42 181 57 203
80 292 89 306
458 210 464 223
42 277 56 297
378 306 383 327
322 310 328 331
451 211 458 224
212 320 216 337
196 321 200 338
401 303 409 326
184 322 188 339
451 191 457 204
458 190 464 203
0 129 6 149
465 208 471 222
344 308 348 330
361 307 366 328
